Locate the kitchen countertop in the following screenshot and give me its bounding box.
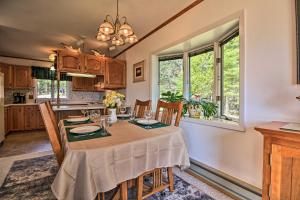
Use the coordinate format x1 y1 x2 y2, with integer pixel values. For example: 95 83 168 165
4 103 39 107
52 105 106 111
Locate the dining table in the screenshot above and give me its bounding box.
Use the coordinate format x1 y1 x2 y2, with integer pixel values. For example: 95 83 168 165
51 118 190 200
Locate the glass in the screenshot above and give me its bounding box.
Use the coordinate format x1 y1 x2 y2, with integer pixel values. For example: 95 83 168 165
81 110 87 117
159 58 183 97
221 35 240 120
100 116 108 136
189 50 214 100
129 107 135 121
144 109 152 129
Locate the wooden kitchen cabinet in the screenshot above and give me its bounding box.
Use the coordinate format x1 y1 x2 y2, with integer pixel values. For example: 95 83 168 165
36 106 45 129
57 50 83 73
104 59 126 89
84 54 104 75
24 106 37 130
13 66 33 89
255 122 300 200
10 106 24 131
0 63 14 89
4 107 11 134
72 77 97 91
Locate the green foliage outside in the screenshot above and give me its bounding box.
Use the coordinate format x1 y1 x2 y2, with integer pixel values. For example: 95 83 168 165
222 36 240 119
37 79 67 98
159 59 183 96
190 51 214 100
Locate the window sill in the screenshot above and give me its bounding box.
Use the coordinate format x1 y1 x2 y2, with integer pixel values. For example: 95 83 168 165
181 117 245 132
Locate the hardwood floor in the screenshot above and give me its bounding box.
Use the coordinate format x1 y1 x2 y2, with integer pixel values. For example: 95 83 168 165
0 130 52 158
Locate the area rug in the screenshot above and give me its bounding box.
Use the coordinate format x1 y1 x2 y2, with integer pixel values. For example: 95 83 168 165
0 154 215 200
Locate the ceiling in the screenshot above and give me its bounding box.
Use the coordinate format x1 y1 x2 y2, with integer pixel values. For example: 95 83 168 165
0 0 195 61
159 19 239 55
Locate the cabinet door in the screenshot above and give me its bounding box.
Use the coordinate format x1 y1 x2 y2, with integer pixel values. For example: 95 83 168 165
0 64 13 89
104 59 126 89
57 50 82 73
72 77 86 91
36 106 44 129
24 106 37 130
85 78 96 91
4 107 10 134
270 144 300 200
84 55 104 75
10 106 24 131
13 66 32 89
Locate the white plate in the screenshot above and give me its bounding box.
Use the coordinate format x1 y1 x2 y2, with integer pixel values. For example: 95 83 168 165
117 114 131 117
137 119 159 125
70 126 100 134
66 117 89 123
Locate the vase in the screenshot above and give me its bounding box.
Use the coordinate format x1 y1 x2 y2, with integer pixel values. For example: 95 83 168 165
108 108 118 123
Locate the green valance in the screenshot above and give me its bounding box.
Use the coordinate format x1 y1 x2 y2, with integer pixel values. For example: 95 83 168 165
31 66 72 81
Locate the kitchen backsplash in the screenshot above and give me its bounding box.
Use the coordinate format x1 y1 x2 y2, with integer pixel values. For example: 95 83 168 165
4 81 106 104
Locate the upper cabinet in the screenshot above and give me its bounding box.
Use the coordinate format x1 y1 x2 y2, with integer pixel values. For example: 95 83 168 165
57 50 126 90
13 66 33 89
84 55 105 75
0 63 13 89
104 59 126 89
0 63 32 89
57 50 83 73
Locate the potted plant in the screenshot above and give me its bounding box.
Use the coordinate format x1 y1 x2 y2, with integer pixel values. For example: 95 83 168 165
103 91 125 123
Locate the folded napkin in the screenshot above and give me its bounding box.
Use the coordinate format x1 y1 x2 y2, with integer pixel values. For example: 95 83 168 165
129 120 169 129
63 118 93 126
66 127 111 142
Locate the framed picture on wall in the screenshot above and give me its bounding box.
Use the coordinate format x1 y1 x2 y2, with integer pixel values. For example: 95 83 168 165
133 60 145 82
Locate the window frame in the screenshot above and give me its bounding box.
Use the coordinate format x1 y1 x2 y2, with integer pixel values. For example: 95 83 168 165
219 30 240 121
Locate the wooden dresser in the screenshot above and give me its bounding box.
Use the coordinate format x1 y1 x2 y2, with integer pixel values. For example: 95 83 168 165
255 122 300 200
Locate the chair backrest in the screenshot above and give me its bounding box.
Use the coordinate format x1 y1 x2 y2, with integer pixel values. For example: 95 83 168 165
45 101 58 128
155 100 183 127
134 99 151 118
39 103 64 166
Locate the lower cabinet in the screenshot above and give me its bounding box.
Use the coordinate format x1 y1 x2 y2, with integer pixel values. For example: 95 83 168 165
5 105 44 133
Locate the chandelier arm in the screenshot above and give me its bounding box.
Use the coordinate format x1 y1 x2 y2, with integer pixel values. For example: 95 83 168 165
105 15 114 23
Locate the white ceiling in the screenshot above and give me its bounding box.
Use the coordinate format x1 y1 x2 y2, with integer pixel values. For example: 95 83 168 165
0 0 195 61
159 19 239 55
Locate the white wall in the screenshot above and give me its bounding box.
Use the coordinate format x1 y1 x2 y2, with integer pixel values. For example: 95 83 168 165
120 0 300 188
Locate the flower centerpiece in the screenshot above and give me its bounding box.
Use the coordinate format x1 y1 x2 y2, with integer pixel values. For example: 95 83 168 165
103 91 125 123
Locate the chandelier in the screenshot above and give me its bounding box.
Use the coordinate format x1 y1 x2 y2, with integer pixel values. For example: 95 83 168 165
96 0 138 46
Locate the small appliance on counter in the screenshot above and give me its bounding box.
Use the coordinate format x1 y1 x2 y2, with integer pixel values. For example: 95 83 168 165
13 92 26 104
26 91 35 104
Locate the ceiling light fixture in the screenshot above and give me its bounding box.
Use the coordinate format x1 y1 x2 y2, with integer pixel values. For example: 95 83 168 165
96 0 138 47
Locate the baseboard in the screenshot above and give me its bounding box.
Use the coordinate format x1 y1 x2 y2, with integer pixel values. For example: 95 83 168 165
188 159 262 200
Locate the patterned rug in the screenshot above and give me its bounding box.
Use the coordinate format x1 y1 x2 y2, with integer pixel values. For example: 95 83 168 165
0 155 214 200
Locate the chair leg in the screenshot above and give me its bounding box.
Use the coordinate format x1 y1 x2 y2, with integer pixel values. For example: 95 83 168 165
137 175 144 200
97 193 105 200
167 167 174 192
120 181 128 200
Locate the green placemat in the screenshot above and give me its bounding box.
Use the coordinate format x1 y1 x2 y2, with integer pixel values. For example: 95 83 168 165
129 120 169 130
63 119 93 126
66 127 111 142
117 116 130 120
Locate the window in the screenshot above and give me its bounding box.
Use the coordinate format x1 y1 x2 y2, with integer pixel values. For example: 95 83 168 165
189 47 214 100
37 79 67 99
220 33 240 120
158 55 183 97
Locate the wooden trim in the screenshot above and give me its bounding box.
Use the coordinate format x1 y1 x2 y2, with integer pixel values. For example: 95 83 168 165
0 54 52 63
113 0 205 58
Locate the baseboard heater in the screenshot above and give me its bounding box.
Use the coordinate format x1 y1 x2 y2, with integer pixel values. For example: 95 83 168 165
187 159 262 200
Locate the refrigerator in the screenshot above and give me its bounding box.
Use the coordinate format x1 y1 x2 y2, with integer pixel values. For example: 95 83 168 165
0 72 4 144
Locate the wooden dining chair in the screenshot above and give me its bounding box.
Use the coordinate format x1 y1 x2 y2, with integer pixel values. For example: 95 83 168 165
134 99 151 118
39 103 64 166
136 100 183 200
45 101 58 127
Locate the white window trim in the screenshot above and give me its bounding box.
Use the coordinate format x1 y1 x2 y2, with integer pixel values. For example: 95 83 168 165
149 11 245 132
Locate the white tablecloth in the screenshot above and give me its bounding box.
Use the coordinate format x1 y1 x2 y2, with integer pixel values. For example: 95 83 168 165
51 120 190 200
